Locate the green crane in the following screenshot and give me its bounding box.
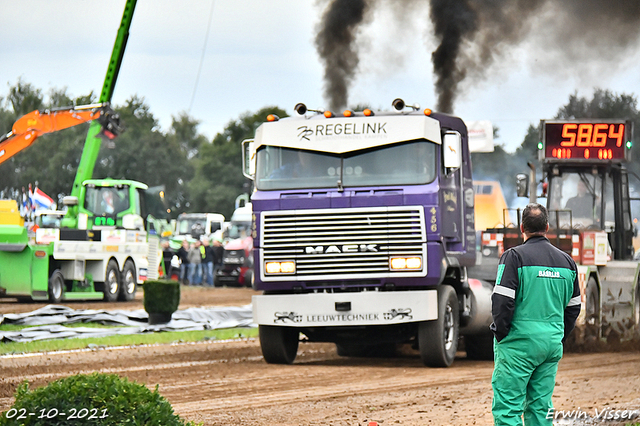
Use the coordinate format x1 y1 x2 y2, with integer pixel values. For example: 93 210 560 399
63 0 137 229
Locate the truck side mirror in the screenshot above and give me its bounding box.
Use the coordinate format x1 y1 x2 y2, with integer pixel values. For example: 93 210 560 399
516 173 529 197
242 139 255 180
443 132 462 171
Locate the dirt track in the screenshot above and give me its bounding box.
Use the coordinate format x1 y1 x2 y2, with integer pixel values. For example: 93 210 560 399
1 287 640 425
0 285 253 315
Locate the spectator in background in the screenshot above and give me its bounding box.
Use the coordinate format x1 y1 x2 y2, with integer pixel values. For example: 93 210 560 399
212 238 224 286
177 239 190 285
187 240 203 286
160 240 174 279
202 238 215 286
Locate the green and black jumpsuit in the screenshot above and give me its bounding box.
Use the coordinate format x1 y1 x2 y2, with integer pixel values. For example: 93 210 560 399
491 235 581 426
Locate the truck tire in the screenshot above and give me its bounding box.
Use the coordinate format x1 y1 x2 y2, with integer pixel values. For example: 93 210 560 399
118 260 137 301
243 269 253 288
585 277 599 325
464 332 494 360
48 270 65 303
259 325 299 364
418 285 459 367
634 282 640 328
103 259 121 302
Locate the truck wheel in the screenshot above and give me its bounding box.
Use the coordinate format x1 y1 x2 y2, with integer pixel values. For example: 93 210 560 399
103 259 121 302
118 260 137 301
259 325 299 364
48 270 65 303
464 332 494 360
418 285 459 367
585 277 599 325
634 282 640 328
243 269 253 288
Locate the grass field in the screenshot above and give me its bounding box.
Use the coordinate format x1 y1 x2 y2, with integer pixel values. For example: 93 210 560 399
0 323 259 356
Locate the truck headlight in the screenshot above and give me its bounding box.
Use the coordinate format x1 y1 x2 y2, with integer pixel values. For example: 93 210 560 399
265 261 296 274
390 256 422 270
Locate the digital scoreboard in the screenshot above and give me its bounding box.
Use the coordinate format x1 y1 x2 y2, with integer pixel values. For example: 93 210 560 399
541 120 632 162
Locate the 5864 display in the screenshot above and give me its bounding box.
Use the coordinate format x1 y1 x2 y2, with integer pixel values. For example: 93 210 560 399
542 121 632 161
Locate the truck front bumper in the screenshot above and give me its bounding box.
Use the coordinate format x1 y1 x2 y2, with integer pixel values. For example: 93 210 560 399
252 290 438 327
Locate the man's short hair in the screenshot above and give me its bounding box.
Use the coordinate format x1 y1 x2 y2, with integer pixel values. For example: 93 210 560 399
522 203 548 234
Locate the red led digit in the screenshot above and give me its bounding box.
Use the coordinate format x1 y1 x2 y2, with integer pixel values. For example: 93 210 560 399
593 124 607 147
576 124 592 147
561 124 577 146
609 124 624 147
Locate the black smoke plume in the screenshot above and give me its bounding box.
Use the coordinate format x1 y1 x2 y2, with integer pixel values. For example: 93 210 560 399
315 0 371 112
430 0 550 113
316 0 640 114
429 0 477 114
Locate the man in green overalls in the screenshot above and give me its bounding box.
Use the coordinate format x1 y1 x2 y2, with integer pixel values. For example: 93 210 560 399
491 203 581 425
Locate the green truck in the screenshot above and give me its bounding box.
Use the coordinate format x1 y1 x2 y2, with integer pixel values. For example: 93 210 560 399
0 0 164 303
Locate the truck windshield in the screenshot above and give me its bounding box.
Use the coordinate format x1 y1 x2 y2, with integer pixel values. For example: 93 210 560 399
35 213 64 228
177 217 206 235
255 140 436 190
84 186 130 216
548 172 612 229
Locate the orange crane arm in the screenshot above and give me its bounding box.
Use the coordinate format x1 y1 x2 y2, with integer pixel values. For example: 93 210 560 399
0 103 109 166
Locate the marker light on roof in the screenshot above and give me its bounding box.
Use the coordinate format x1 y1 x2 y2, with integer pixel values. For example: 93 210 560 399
392 98 405 111
423 108 432 116
294 103 307 115
343 110 354 117
363 109 374 116
266 114 279 122
323 111 334 118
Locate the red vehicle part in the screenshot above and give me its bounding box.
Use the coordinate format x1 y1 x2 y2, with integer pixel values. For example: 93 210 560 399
215 236 253 287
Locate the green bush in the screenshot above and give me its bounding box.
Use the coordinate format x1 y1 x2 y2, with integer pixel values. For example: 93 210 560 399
0 373 200 425
143 280 180 314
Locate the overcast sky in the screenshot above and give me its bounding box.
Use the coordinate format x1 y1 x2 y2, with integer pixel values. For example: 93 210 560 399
2 0 640 153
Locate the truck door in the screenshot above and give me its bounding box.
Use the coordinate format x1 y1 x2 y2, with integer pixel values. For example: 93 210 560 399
441 131 463 244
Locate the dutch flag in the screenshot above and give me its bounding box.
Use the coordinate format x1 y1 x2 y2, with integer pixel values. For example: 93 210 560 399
29 186 56 211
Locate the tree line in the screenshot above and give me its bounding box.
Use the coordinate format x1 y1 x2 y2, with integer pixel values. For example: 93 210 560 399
1 80 639 218
0 79 285 219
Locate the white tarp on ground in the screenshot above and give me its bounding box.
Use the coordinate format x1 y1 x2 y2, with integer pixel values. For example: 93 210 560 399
0 304 255 343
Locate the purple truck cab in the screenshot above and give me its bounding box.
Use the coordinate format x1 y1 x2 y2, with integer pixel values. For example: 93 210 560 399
243 101 492 367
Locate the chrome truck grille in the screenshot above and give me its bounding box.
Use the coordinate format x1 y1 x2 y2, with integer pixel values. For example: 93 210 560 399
261 206 426 280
